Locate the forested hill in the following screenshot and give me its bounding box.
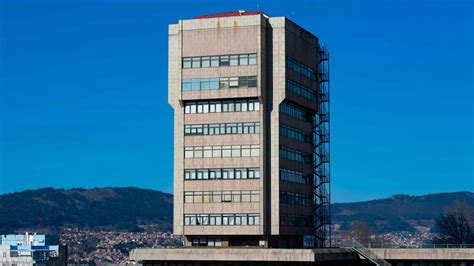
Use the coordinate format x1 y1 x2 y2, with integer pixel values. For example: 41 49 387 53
1 187 472 234
0 187 173 232
332 191 474 233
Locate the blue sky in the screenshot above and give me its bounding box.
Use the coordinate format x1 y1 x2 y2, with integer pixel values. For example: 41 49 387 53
0 0 472 202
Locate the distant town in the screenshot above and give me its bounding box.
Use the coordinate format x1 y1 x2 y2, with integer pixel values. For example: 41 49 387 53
60 227 182 264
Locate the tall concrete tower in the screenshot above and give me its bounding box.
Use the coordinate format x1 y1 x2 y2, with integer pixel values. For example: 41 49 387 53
168 11 330 248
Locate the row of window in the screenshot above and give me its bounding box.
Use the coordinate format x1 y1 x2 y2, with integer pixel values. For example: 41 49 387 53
184 122 260 136
280 169 310 184
280 214 312 227
280 124 310 143
184 168 260 180
184 99 260 114
182 76 257 91
287 79 316 101
286 57 316 81
280 146 311 163
183 53 257 69
280 103 310 122
184 213 260 226
280 191 312 206
184 190 260 203
191 238 222 247
184 145 260 159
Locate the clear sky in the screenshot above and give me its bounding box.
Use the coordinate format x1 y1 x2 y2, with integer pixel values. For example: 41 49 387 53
0 0 472 202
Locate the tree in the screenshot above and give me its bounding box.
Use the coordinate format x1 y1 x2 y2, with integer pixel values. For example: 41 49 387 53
347 221 375 244
435 201 474 244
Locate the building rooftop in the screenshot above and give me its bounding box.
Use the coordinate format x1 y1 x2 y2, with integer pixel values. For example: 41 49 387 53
194 10 265 19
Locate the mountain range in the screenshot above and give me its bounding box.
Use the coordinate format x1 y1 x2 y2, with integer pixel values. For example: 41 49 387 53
0 187 472 234
332 191 474 233
0 187 173 233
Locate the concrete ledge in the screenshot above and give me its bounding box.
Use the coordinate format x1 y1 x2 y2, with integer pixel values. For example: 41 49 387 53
369 248 474 260
130 248 360 262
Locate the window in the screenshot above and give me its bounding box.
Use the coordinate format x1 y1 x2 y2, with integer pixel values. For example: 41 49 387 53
249 54 257 65
194 192 203 203
281 214 312 227
280 146 310 163
231 146 241 157
235 168 243 179
188 213 260 225
280 103 309 121
238 76 248 87
184 168 260 180
194 146 203 158
208 238 222 247
184 99 260 114
251 145 260 156
211 146 220 158
229 77 239 88
248 168 258 179
219 77 229 89
280 169 309 184
241 145 251 157
235 214 242 225
182 76 256 91
229 55 239 66
201 56 210 68
286 57 316 80
280 124 309 143
248 214 260 225
203 192 211 203
281 191 312 206
223 168 234 179
287 79 316 101
182 79 192 91
251 191 260 202
232 191 241 202
185 192 193 203
203 146 212 158
212 192 221 203
248 76 257 87
184 147 194 158
183 58 192 68
192 57 201 68
184 190 260 203
239 54 249 65
191 78 200 90
211 56 219 67
182 53 257 69
220 55 230 66
222 192 232 202
222 146 231 157
242 191 251 202
201 78 210 90
211 215 222 225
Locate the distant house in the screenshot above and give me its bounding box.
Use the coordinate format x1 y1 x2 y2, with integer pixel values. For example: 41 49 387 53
0 232 67 266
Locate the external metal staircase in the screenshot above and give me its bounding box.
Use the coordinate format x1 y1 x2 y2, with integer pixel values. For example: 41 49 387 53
340 239 391 266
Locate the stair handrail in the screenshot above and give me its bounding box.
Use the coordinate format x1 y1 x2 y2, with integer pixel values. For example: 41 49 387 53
340 238 391 266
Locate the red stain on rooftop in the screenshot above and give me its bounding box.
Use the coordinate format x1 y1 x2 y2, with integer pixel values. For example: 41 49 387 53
194 11 265 19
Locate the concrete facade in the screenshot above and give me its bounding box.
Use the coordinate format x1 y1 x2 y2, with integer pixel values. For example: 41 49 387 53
169 11 323 248
130 248 362 263
370 248 474 261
